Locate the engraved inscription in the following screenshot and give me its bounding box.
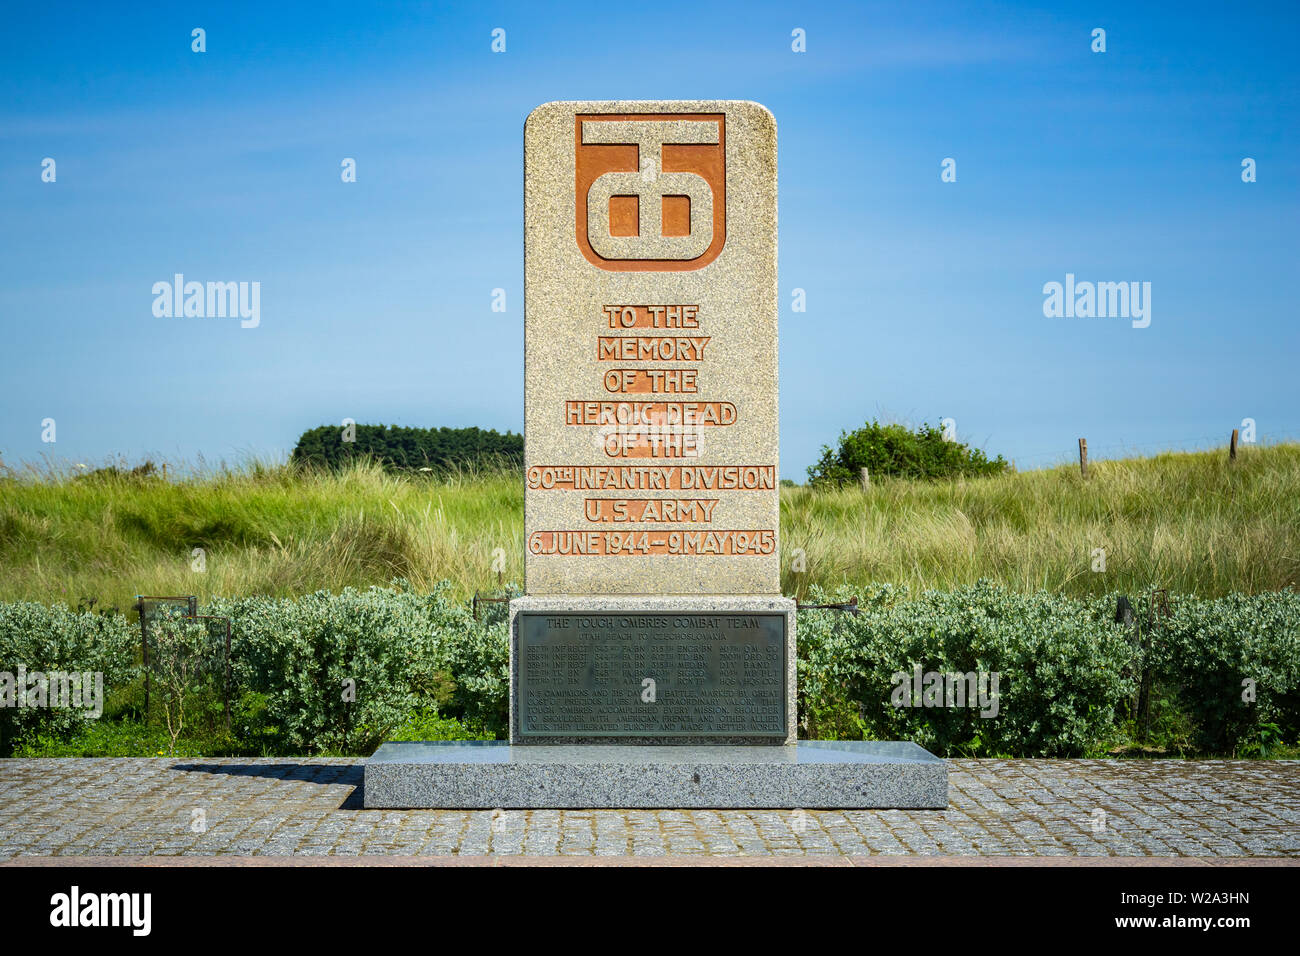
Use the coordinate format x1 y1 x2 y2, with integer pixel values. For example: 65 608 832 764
582 498 719 522
527 465 776 491
528 529 775 556
540 297 772 534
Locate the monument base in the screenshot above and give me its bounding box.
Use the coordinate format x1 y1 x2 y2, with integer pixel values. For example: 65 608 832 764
363 741 947 809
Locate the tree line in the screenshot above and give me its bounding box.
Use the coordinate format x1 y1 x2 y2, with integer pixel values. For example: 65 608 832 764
291 424 522 472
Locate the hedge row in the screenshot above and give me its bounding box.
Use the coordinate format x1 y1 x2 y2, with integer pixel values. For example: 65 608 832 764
208 584 508 753
797 582 1300 755
1 582 1296 757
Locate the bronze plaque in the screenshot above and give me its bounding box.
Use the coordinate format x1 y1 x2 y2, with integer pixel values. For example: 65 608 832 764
516 612 786 737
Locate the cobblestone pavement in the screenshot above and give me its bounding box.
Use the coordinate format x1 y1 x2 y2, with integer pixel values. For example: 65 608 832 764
0 759 1296 859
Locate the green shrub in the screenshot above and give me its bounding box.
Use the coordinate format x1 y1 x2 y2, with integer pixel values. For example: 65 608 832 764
147 612 226 754
798 581 1136 756
208 580 508 755
1149 590 1300 753
806 419 1008 487
387 706 495 742
0 602 138 755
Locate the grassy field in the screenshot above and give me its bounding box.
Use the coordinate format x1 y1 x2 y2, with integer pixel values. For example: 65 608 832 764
782 442 1300 600
1 443 1297 610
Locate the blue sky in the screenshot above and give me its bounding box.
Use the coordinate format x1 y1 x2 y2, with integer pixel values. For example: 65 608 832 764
1 0 1296 479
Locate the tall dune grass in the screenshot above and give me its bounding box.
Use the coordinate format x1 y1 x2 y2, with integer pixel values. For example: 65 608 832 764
0 459 523 611
782 443 1300 599
1 444 1296 610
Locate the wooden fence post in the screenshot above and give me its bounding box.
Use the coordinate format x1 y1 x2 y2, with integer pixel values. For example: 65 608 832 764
1078 438 1088 479
1230 428 1238 461
859 466 869 490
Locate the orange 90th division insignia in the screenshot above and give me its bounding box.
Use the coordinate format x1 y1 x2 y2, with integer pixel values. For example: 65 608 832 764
575 113 726 272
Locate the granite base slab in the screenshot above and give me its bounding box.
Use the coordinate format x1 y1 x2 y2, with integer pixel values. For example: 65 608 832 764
363 741 947 809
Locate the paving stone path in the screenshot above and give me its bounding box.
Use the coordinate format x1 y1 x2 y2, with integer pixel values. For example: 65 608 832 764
1 758 1296 859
